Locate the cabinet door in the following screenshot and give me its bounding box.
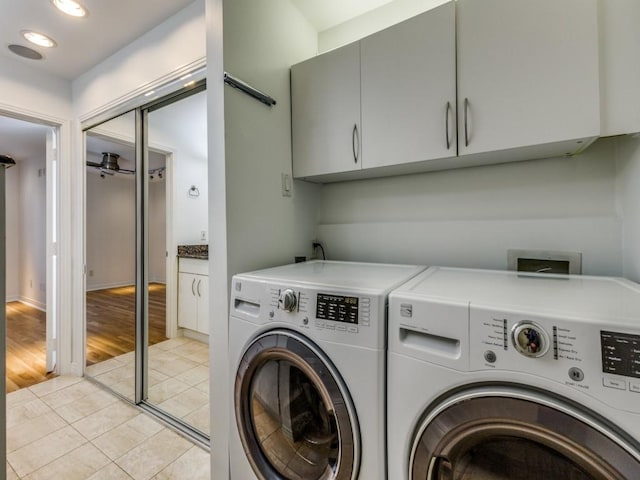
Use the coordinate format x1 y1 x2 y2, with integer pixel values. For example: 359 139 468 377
361 1 456 168
178 272 198 331
456 0 599 156
196 275 209 335
292 42 361 178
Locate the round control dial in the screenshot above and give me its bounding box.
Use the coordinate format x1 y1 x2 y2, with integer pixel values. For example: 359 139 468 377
278 289 297 312
511 321 550 358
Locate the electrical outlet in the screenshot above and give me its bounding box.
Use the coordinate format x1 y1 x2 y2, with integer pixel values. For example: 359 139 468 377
200 230 207 242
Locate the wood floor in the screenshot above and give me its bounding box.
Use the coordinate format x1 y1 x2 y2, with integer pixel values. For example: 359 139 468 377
6 283 167 392
85 283 168 366
6 302 56 393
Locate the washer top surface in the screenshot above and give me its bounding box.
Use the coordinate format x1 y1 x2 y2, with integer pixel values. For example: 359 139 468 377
393 266 640 325
236 260 425 294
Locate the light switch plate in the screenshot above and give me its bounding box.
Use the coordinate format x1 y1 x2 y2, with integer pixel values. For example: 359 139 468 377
281 172 292 197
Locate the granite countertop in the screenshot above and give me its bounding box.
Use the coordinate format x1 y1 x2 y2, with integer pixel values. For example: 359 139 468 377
177 244 208 259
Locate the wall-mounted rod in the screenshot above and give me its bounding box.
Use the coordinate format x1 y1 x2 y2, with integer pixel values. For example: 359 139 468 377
223 72 276 107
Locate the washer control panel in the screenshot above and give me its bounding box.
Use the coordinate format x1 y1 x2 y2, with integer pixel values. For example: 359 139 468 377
232 279 381 349
469 307 640 413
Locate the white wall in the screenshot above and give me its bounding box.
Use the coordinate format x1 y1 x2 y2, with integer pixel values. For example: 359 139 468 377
5 164 21 301
85 168 136 290
223 0 320 275
72 0 205 118
318 0 449 52
147 90 208 247
615 135 640 282
149 179 167 283
5 154 47 310
18 155 47 309
207 0 319 477
0 57 71 118
318 138 622 275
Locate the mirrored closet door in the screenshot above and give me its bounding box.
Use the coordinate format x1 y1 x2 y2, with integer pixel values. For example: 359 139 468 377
84 74 209 442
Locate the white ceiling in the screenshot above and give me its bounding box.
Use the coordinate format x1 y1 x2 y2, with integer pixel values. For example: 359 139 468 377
290 0 396 32
0 0 196 81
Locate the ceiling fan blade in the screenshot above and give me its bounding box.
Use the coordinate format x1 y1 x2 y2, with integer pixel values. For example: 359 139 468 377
86 161 102 167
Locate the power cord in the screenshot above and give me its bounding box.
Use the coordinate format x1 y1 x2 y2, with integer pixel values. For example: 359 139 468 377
312 242 326 260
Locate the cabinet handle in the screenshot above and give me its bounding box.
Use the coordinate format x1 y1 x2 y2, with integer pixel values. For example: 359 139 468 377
445 101 452 150
191 278 196 296
197 279 201 297
464 97 470 147
352 124 359 164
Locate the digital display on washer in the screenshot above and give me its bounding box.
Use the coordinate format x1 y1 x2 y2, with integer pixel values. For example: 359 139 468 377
316 294 359 324
601 331 640 378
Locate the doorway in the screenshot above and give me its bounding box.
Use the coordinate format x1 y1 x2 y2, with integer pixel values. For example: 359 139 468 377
1 114 59 392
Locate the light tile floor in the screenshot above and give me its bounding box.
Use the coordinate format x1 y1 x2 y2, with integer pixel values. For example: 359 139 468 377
85 337 210 436
6 376 210 479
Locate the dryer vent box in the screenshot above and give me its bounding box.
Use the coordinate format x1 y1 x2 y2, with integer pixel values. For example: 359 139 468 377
507 249 582 275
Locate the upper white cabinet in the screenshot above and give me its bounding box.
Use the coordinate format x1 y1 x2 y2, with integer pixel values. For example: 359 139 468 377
456 0 599 159
599 0 640 136
361 2 456 169
291 43 361 178
291 0 601 182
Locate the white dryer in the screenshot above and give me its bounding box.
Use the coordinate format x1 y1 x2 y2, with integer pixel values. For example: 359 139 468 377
387 267 640 480
230 260 424 480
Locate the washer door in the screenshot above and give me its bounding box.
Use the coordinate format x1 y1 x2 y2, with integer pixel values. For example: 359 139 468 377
410 387 640 480
235 330 359 480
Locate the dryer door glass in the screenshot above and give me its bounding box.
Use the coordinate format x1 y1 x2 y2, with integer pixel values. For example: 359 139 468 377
411 395 640 480
235 331 358 480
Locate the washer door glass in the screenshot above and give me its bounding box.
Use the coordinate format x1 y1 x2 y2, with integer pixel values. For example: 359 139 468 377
235 331 358 480
411 393 640 480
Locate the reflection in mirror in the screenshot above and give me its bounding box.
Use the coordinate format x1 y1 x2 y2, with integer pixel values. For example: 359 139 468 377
145 88 209 435
84 111 140 401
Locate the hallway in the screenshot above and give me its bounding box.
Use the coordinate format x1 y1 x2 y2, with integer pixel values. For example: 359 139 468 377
6 302 55 392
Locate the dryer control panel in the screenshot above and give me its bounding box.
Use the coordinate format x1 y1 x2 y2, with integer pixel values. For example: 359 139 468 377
468 307 640 413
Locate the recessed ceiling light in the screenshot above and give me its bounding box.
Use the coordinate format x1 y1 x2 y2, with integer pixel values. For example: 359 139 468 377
21 30 57 48
51 0 88 18
8 44 43 60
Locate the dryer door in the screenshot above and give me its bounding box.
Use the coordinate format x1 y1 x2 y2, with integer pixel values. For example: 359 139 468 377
235 330 359 480
410 387 640 480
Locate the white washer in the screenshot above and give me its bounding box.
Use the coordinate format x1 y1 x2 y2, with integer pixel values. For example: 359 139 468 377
230 260 425 480
387 267 640 480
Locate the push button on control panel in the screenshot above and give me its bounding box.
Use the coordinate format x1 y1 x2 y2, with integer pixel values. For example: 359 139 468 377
484 350 497 363
568 367 584 382
630 382 640 394
603 377 627 390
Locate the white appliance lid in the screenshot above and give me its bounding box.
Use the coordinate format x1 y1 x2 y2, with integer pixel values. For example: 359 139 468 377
393 267 640 324
237 260 425 294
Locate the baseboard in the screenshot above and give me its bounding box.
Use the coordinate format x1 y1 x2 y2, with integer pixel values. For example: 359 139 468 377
181 328 209 344
86 281 167 291
16 297 46 312
86 281 135 292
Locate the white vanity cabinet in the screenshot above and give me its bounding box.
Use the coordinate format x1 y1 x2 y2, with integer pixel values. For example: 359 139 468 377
291 0 600 181
456 0 599 161
291 42 361 178
178 258 209 335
